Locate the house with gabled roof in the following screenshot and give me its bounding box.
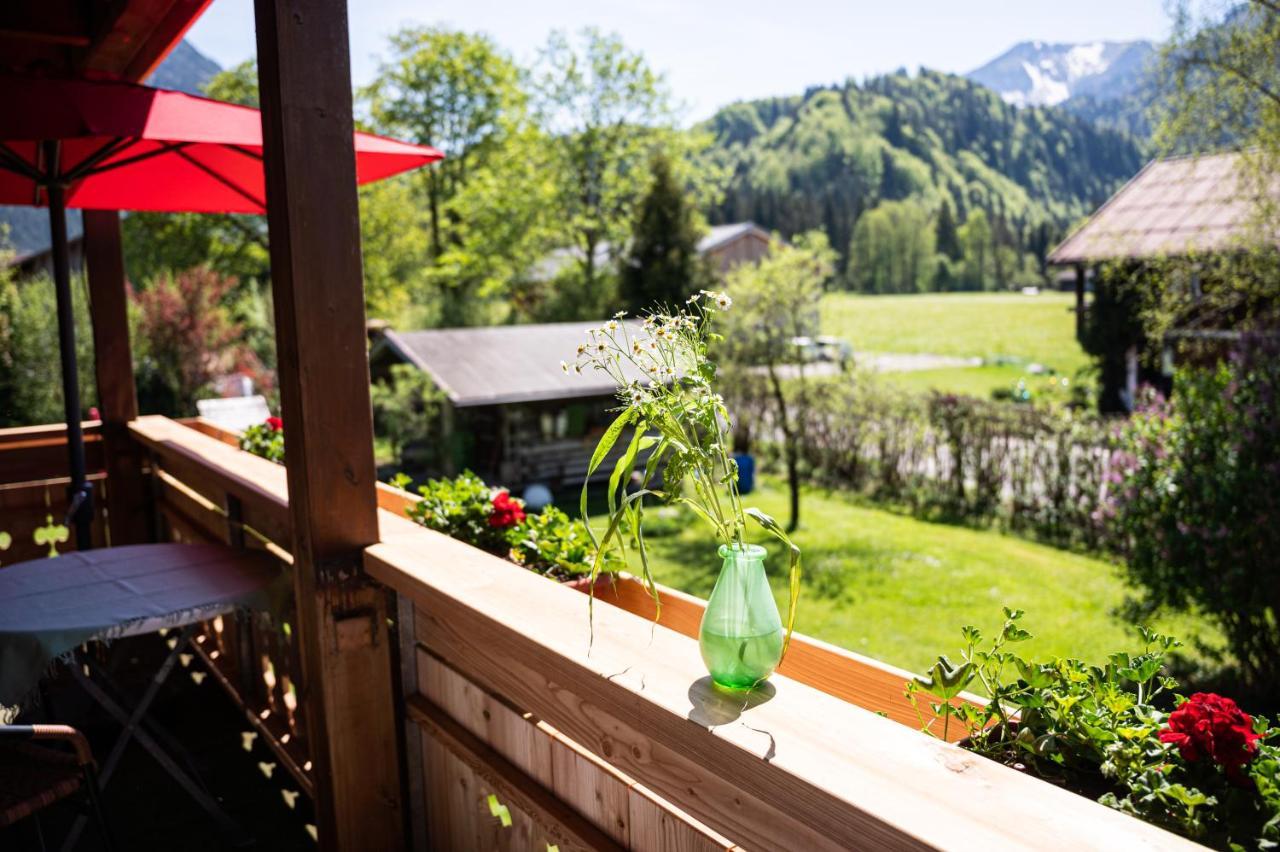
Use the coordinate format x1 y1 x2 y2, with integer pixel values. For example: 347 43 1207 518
1050 151 1280 411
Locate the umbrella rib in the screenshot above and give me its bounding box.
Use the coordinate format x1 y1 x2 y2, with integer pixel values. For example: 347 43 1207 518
61 137 136 183
84 141 194 178
0 141 39 181
175 147 265 210
226 144 263 162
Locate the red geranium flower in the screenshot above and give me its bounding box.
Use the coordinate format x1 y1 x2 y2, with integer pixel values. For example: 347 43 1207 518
265 416 284 432
488 490 526 528
1159 692 1262 786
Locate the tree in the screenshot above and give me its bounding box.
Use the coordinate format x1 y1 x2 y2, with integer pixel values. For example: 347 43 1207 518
846 200 935 293
533 29 677 308
0 272 96 428
935 200 961 261
371 364 443 466
721 232 835 532
364 27 522 258
363 27 555 325
957 209 992 290
132 267 268 416
619 151 710 312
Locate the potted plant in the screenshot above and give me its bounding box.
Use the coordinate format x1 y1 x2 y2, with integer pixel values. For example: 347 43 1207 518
565 293 800 690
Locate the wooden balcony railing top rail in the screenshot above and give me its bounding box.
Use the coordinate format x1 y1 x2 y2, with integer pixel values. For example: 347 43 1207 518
368 520 1199 851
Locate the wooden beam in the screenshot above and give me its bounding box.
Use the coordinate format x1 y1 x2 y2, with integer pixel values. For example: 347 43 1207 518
252 1 402 849
84 210 149 546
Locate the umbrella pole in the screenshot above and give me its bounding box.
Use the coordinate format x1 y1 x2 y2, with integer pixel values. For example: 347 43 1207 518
44 141 93 551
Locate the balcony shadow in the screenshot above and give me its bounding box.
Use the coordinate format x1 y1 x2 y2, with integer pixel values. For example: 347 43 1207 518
686 676 776 728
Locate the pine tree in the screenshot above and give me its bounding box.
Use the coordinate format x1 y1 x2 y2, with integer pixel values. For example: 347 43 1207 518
935 200 961 261
620 151 709 312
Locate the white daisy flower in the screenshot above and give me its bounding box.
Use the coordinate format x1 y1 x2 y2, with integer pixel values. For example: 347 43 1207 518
715 292 732 310
560 360 569 373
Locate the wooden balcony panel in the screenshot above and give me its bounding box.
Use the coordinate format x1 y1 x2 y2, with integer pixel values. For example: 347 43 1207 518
0 421 105 485
0 422 109 561
368 528 1199 851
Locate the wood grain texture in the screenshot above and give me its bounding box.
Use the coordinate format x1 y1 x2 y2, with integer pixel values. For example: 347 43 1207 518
368 533 1200 852
83 209 149 546
419 650 733 851
411 695 626 852
0 422 104 486
576 575 983 741
130 416 292 547
253 0 401 845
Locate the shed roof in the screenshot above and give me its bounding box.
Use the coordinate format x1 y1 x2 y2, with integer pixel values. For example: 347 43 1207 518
698 222 770 253
377 322 649 407
1049 152 1278 265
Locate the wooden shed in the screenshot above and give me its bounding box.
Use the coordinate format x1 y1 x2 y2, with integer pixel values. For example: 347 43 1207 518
370 322 646 491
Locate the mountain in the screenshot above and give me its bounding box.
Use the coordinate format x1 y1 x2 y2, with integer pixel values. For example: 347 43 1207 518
1 40 221 263
701 69 1145 276
967 40 1156 109
145 39 222 95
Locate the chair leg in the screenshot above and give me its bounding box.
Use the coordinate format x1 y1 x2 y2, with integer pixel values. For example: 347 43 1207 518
82 765 116 852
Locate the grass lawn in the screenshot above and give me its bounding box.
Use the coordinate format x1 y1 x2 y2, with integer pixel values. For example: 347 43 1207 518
822 291 1089 379
877 363 1028 399
603 479 1215 678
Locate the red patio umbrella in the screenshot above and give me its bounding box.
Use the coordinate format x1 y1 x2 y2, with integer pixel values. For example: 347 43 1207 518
0 75 443 549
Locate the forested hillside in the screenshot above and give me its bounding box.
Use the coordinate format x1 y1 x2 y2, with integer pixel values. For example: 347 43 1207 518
701 70 1145 289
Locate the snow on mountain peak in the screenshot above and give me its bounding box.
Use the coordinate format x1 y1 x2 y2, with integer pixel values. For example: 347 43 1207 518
967 39 1155 110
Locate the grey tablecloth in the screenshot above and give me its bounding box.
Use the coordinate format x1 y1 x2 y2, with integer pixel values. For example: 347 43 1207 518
0 543 286 707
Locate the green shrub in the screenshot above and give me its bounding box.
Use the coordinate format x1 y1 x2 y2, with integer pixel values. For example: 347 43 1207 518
1106 335 1280 697
734 375 1111 550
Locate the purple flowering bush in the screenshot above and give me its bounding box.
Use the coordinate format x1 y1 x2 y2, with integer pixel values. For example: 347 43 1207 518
1107 335 1280 696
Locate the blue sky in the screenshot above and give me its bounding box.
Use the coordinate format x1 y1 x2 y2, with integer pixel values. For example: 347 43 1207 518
186 0 1176 121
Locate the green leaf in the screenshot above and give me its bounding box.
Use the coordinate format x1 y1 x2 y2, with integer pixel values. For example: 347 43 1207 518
581 409 634 547
914 655 975 699
745 507 802 660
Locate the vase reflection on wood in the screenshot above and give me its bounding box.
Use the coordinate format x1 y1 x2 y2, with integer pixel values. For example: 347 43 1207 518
699 544 784 689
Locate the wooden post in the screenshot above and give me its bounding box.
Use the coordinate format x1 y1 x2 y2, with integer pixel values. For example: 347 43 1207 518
83 209 150 546
1074 262 1086 340
253 1 404 848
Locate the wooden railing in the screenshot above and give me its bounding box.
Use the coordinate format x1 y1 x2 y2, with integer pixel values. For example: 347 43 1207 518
0 422 108 563
1 416 1202 850
127 416 313 796
369 525 1200 850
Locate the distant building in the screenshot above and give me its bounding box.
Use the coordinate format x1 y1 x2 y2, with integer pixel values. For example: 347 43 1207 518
697 222 773 274
1049 151 1280 411
0 208 84 279
369 322 649 491
529 221 775 283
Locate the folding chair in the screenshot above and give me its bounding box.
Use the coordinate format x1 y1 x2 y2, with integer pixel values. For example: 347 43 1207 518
0 724 115 851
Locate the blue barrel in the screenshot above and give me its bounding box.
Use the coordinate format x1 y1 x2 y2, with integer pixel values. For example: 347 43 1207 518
733 452 756 495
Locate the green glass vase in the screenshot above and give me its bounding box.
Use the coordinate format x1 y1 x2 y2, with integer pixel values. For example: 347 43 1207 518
699 544 784 690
